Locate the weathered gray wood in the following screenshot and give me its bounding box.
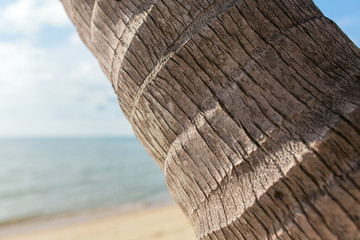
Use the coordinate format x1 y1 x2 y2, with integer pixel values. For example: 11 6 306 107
61 0 360 239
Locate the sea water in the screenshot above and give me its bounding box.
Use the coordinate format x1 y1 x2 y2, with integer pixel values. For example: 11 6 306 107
0 137 171 226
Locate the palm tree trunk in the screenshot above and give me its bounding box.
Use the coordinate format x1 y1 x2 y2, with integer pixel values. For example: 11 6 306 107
61 0 360 239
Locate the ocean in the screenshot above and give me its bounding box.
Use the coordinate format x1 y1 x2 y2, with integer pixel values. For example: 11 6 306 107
0 137 171 228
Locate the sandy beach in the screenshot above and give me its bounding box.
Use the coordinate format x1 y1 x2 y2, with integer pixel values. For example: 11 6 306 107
1 205 195 240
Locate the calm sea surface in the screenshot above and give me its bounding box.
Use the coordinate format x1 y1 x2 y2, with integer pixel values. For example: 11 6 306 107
0 137 171 226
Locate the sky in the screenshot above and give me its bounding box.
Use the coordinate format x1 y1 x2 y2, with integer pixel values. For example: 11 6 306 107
0 1 359 138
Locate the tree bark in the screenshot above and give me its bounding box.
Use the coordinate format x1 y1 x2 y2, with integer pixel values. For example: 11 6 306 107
61 0 360 239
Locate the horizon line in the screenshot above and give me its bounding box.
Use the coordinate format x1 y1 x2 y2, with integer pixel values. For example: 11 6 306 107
0 135 136 140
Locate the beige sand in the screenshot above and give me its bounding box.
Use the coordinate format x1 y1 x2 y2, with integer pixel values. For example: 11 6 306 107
2 205 195 240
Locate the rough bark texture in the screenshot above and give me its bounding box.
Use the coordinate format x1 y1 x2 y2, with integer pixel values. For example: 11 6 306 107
61 0 360 239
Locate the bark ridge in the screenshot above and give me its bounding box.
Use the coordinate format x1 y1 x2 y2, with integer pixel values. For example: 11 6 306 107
61 0 360 239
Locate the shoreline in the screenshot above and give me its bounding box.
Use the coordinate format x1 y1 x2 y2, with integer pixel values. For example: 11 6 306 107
0 199 176 238
0 204 194 240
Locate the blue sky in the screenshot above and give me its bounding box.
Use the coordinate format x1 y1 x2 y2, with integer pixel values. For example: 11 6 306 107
314 0 360 45
0 0 359 138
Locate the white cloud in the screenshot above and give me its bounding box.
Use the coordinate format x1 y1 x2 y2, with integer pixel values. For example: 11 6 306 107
0 1 134 137
0 0 70 35
0 36 134 137
68 32 83 46
0 40 51 92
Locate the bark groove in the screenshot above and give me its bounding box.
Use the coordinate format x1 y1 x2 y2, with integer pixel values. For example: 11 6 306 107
61 0 360 239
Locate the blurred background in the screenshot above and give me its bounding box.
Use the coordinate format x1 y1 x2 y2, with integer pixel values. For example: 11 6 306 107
0 0 359 238
0 1 172 237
